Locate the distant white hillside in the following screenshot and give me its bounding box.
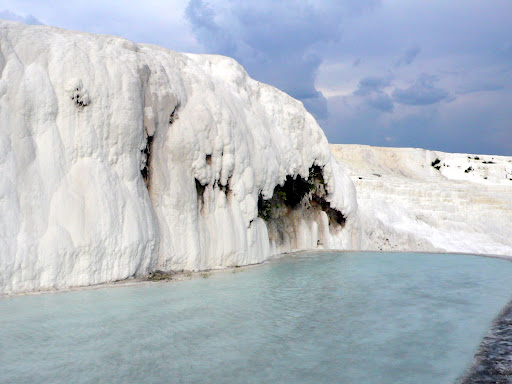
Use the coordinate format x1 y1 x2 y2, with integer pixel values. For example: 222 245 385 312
331 144 512 256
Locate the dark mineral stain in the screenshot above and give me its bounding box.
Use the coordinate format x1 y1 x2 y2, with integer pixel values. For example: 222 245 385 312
141 134 154 189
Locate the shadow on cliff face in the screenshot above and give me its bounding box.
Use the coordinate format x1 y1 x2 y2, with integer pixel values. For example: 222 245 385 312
258 165 345 226
257 165 346 250
191 163 347 252
141 103 181 191
141 134 154 189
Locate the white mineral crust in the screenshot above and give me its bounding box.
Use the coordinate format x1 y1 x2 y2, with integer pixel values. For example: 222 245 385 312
331 144 512 256
0 21 358 294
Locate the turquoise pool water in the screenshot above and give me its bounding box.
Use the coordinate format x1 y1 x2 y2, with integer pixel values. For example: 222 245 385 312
1 252 512 383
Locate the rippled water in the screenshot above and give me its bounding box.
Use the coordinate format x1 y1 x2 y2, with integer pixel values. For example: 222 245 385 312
2 252 512 384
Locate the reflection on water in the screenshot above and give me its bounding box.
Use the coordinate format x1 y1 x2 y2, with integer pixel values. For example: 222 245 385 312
1 252 512 384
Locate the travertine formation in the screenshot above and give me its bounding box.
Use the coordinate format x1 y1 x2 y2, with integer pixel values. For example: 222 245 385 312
3 20 510 295
331 144 512 256
0 21 357 294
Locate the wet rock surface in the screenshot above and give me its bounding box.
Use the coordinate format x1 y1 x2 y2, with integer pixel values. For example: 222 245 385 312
458 300 512 383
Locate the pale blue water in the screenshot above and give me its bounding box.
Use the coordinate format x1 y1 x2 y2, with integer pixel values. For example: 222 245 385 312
1 252 512 384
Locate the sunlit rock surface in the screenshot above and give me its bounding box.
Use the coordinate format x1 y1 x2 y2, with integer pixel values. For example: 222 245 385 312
331 144 512 256
0 21 358 294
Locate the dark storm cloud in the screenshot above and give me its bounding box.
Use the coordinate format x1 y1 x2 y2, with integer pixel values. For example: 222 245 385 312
302 91 329 120
185 0 380 120
352 76 394 112
354 76 391 96
460 82 505 95
0 9 43 25
366 93 394 112
323 79 512 156
185 0 236 55
394 45 421 67
393 74 452 106
319 0 512 154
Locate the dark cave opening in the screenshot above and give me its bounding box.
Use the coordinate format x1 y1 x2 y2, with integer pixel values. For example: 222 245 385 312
257 165 345 226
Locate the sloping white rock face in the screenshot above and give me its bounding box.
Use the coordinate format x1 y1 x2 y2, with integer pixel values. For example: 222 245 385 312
0 21 358 294
331 144 512 256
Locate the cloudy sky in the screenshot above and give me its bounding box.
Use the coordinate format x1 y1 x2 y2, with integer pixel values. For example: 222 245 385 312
2 1 511 155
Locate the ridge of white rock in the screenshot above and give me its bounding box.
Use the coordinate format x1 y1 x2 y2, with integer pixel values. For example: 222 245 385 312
0 21 358 294
331 144 512 256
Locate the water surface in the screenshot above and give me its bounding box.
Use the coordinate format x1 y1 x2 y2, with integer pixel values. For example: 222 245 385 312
1 252 512 383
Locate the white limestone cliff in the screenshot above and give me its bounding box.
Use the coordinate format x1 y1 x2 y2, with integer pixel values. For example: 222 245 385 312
331 144 512 256
0 21 358 294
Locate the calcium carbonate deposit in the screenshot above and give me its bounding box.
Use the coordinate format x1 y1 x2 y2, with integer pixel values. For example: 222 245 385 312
0 21 358 294
331 144 512 256
2 20 511 295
